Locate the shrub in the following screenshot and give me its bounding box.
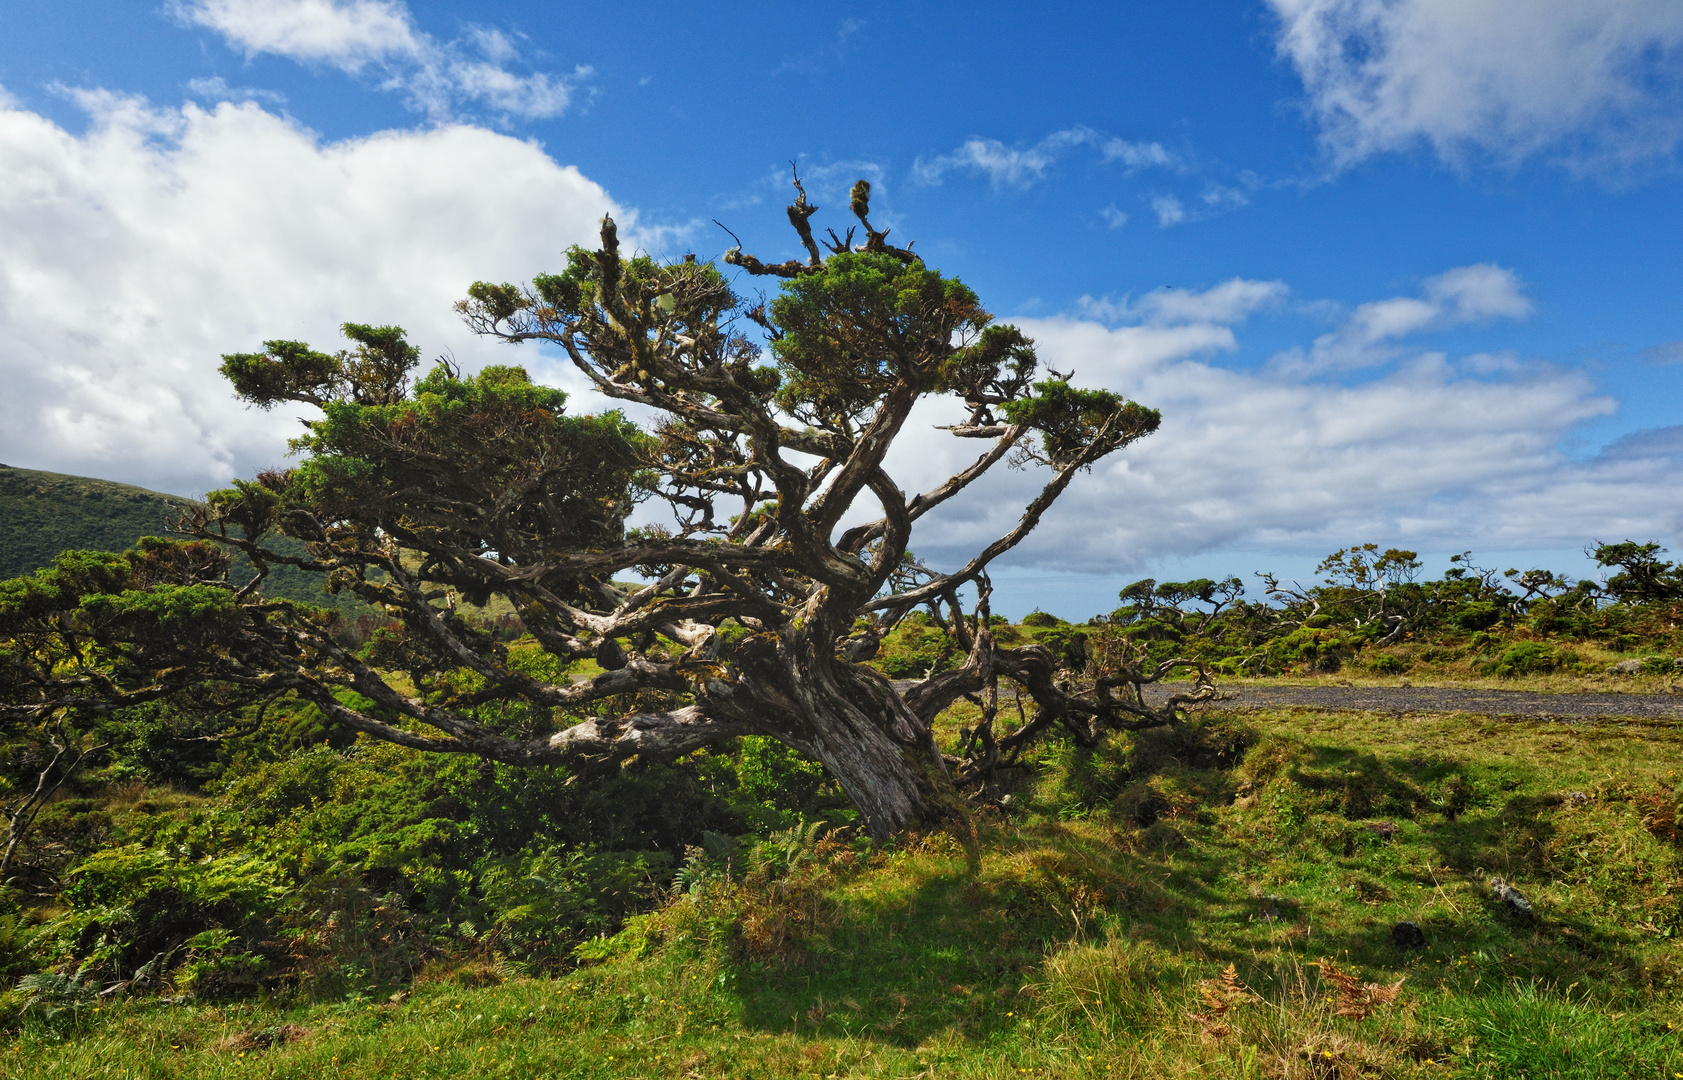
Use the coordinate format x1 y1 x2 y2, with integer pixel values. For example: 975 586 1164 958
1452 601 1504 631
1366 653 1411 675
1035 625 1090 670
478 846 670 966
1480 642 1557 677
51 844 289 991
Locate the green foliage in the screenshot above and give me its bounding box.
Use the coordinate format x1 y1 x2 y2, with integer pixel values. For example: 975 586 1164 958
1034 624 1091 669
730 737 836 831
8 705 1683 1077
1593 540 1683 604
478 847 670 963
15 970 94 1024
1077 540 1683 678
222 359 651 564
769 251 987 426
49 843 288 993
0 724 854 998
874 619 957 678
1364 652 1411 675
1002 380 1160 467
219 322 419 410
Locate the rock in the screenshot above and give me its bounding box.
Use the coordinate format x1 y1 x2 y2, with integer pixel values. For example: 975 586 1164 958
1607 659 1643 675
1389 920 1428 949
1566 791 1589 807
1489 876 1534 917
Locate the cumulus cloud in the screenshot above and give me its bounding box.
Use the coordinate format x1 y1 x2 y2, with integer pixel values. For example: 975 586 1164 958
174 0 418 68
913 128 1174 189
1271 263 1531 374
0 90 622 495
867 305 1681 576
172 0 588 121
1268 0 1683 172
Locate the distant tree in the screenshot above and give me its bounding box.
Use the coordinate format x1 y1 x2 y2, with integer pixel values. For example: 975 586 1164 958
0 177 1212 839
1592 541 1683 605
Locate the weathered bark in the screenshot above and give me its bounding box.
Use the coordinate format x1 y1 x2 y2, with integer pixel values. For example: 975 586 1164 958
784 681 932 841
716 612 944 841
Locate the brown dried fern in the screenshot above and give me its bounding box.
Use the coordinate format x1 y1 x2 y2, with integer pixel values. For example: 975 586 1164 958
1313 959 1405 1020
1189 963 1255 1036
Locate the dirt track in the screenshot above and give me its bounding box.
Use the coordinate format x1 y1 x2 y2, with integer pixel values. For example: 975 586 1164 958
1146 682 1683 721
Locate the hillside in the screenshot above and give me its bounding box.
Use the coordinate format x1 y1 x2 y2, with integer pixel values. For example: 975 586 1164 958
0 464 372 617
0 465 194 580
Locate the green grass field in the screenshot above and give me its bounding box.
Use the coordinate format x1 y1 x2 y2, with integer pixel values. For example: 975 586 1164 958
10 706 1683 1078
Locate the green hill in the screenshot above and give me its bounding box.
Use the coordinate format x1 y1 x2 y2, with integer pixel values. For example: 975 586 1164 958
0 463 373 617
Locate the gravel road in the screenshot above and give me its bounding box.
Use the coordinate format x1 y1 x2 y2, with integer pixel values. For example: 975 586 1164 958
1144 682 1683 721
892 678 1683 720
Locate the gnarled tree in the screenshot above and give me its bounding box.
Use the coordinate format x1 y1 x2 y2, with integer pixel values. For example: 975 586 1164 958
1 179 1213 840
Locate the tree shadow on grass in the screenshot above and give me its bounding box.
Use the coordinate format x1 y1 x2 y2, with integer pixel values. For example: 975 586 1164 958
724 726 1662 1047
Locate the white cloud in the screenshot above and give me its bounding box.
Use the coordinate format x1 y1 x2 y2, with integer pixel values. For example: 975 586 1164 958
173 0 419 69
914 128 1175 189
1077 278 1290 325
1151 194 1186 226
172 0 588 121
1272 263 1531 374
1100 138 1176 169
913 131 1079 189
1147 183 1255 228
0 91 623 496
1424 262 1532 321
1268 0 1683 172
186 75 287 105
1201 183 1249 209
869 304 1679 577
1098 205 1128 229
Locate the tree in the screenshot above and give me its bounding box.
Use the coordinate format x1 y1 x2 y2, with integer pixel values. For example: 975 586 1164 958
0 178 1212 840
1592 541 1683 605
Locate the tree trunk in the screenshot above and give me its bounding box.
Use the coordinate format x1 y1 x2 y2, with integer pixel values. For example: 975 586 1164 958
798 688 931 841
750 627 950 842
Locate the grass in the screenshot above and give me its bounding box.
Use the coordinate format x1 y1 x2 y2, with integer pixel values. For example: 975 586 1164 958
1311 631 1679 692
11 706 1683 1077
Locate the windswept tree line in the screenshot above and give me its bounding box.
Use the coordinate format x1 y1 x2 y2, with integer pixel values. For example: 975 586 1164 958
1043 539 1683 681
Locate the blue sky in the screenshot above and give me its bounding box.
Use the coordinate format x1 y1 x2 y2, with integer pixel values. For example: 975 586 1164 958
2 1 1681 616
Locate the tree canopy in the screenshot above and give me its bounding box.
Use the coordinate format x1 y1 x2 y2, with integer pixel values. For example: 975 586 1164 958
0 177 1210 840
